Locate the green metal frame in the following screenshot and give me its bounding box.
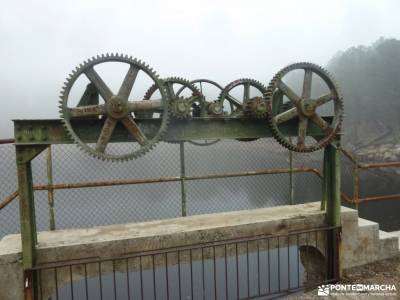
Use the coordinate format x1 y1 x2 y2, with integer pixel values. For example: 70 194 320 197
13 117 341 297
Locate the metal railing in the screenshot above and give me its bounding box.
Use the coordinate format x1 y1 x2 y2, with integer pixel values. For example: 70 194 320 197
1 138 399 235
26 226 340 300
0 138 318 234
340 148 400 205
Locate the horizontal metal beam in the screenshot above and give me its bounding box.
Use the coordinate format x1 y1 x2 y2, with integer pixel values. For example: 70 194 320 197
13 117 332 145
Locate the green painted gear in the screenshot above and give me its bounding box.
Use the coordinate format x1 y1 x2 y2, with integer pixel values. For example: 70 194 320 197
180 79 223 146
243 96 268 119
59 53 169 162
265 62 343 153
217 78 269 117
170 96 193 119
142 77 204 119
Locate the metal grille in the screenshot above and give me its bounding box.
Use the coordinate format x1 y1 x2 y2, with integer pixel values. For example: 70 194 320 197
28 226 339 300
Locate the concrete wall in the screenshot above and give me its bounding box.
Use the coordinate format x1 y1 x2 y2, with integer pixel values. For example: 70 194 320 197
0 202 398 299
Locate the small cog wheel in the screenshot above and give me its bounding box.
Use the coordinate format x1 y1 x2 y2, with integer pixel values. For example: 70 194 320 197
217 79 269 117
244 96 268 119
266 62 343 152
141 77 204 119
170 96 192 119
59 53 169 161
177 78 224 146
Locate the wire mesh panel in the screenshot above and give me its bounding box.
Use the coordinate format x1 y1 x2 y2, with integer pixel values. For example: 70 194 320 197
51 183 183 230
1 139 333 238
0 144 19 237
186 174 290 216
42 142 181 185
185 139 288 176
340 152 355 201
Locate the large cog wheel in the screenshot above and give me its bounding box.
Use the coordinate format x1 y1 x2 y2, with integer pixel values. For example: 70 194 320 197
59 53 169 161
266 62 343 152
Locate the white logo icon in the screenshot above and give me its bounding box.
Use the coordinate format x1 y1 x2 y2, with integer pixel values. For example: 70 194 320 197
318 285 330 296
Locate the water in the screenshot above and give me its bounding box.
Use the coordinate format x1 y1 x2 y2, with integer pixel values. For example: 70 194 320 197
48 245 304 300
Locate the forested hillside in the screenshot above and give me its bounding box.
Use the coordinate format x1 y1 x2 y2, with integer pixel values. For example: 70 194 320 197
327 38 400 148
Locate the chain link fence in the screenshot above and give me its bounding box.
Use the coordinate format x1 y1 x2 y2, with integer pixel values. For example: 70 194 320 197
2 138 329 239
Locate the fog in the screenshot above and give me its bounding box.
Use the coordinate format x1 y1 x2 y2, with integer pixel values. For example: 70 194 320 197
1 0 400 137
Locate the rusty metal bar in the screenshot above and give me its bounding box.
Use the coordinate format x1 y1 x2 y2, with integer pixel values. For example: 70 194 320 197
341 148 400 169
340 148 357 164
0 138 14 144
24 270 34 300
0 167 322 211
357 193 400 203
0 191 18 210
359 161 400 169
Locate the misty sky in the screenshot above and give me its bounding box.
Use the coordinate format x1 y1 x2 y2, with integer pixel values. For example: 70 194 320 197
1 0 400 138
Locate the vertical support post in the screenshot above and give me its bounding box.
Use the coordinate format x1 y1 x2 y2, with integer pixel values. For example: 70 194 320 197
288 142 294 205
179 142 187 217
321 148 330 211
352 157 360 210
323 142 341 281
47 145 55 230
17 159 37 268
17 156 38 299
15 144 46 300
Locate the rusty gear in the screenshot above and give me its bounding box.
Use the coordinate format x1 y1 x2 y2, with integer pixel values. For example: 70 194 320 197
59 53 169 162
244 97 268 119
266 62 343 152
217 78 269 117
142 77 204 119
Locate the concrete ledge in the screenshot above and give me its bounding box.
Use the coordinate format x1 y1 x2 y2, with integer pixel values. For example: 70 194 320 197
1 202 325 263
1 202 398 300
0 202 326 300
